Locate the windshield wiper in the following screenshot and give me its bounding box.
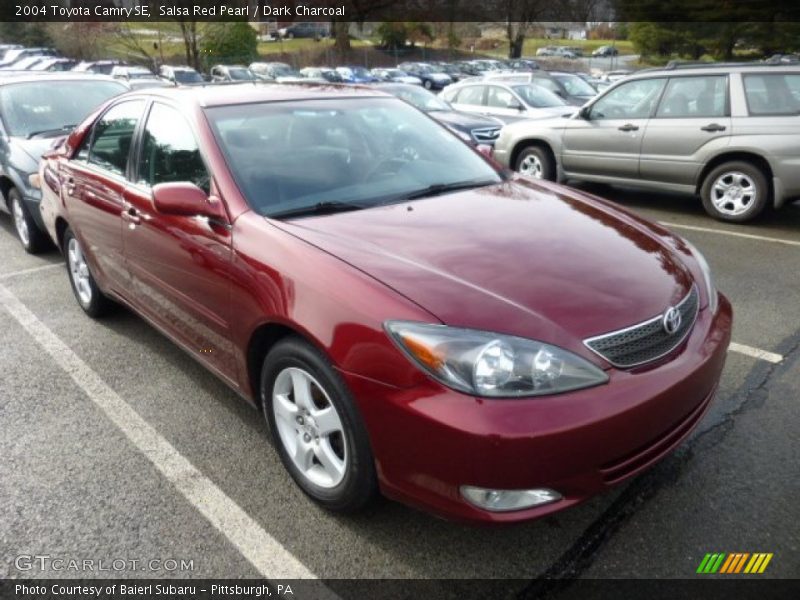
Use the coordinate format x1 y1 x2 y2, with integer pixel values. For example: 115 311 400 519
26 124 76 139
400 179 498 201
269 201 366 220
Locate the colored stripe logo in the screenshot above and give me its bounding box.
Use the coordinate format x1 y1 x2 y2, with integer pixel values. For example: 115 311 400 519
697 552 773 574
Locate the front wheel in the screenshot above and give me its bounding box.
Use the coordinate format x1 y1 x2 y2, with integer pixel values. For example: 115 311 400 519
9 188 50 254
261 337 378 512
63 228 113 318
515 146 556 181
423 79 433 90
700 161 769 222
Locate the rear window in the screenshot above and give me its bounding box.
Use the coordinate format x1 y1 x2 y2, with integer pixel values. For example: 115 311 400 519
743 73 800 116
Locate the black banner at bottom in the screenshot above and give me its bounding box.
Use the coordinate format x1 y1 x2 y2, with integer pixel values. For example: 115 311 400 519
2 579 800 600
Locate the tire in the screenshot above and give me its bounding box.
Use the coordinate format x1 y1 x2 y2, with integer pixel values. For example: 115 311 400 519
261 336 378 512
423 79 432 90
63 227 113 318
9 188 50 254
700 161 769 223
515 145 556 181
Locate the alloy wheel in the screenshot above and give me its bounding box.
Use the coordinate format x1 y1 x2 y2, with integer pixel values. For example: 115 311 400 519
519 154 544 178
11 197 30 248
67 237 93 307
710 171 757 217
272 367 348 489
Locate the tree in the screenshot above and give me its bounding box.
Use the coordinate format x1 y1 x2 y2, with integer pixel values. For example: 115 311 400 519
201 22 258 67
46 23 113 60
0 22 51 46
504 0 547 59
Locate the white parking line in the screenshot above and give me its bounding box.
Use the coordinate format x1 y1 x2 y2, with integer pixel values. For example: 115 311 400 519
660 222 800 248
0 263 61 281
0 282 319 581
729 342 784 364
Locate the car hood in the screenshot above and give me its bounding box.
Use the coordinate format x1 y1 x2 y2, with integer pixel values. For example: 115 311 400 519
276 179 696 354
12 137 56 164
430 110 502 131
530 105 576 118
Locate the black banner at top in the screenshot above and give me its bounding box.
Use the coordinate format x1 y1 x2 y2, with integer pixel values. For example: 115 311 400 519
1 0 800 23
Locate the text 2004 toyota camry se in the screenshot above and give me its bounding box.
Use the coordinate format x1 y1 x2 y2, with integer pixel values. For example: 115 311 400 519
38 84 732 523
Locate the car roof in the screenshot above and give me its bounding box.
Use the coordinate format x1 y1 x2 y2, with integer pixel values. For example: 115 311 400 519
124 82 390 108
632 63 800 78
0 72 123 86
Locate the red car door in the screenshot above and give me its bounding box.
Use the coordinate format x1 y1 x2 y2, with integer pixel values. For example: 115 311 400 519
122 101 238 385
62 100 146 294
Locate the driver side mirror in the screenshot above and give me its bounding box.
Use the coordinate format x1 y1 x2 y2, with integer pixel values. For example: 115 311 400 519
578 106 592 120
509 100 525 112
153 182 227 222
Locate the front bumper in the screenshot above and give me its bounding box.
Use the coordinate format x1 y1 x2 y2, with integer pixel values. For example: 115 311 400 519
343 294 732 524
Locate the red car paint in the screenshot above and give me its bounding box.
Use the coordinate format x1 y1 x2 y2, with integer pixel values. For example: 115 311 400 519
39 85 732 523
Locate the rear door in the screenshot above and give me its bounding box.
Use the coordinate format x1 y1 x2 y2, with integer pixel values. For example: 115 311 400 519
561 77 666 179
640 74 731 186
62 99 146 292
122 101 237 383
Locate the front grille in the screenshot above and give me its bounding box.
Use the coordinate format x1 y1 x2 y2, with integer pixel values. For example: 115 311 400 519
471 127 500 143
584 286 699 368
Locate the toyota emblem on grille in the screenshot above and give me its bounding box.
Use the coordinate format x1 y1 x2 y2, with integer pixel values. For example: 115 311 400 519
662 306 682 335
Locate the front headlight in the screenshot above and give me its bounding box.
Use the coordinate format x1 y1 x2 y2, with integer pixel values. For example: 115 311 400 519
680 239 718 314
385 321 608 398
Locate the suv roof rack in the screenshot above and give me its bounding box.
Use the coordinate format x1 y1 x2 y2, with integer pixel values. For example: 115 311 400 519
662 60 795 70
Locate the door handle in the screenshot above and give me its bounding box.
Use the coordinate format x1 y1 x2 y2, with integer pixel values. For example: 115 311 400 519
700 123 726 132
618 123 639 132
122 207 141 226
65 176 75 195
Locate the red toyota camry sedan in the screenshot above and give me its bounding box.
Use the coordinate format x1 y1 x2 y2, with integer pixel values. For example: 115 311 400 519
39 84 732 523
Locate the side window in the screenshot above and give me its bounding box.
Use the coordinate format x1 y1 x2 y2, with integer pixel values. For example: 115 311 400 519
137 103 209 193
486 86 518 108
87 100 145 176
743 74 800 116
455 85 485 106
590 78 666 120
656 75 727 118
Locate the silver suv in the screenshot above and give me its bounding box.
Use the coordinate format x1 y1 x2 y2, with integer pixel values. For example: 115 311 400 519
493 63 800 222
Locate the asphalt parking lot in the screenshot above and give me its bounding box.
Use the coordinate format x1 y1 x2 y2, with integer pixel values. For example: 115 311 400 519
0 188 798 588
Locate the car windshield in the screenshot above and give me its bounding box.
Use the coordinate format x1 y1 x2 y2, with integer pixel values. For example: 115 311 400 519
206 97 502 218
174 70 203 83
126 69 153 79
390 86 450 111
273 65 298 77
553 74 596 96
352 67 371 77
0 80 126 138
513 84 567 108
229 68 256 81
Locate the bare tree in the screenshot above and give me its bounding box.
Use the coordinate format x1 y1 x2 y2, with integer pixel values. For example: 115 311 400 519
505 0 547 59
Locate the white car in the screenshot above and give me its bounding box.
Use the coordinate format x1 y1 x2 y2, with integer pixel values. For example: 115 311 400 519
441 80 572 123
371 68 422 86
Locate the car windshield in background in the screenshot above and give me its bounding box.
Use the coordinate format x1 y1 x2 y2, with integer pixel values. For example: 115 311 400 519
391 86 450 111
174 70 203 83
229 68 256 81
0 80 126 138
553 74 597 96
512 84 567 107
206 97 502 218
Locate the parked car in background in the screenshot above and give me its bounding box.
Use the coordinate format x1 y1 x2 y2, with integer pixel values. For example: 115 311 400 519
110 65 154 80
592 45 619 57
371 68 422 85
0 47 59 68
159 65 204 85
279 21 330 39
299 67 345 83
575 72 611 93
37 82 731 524
0 55 47 71
441 80 571 123
0 73 127 252
250 62 307 83
430 62 471 82
210 64 257 82
493 63 800 222
507 59 540 72
548 71 599 105
29 58 78 72
376 83 503 145
536 46 559 57
601 69 633 82
0 44 23 62
335 66 378 83
553 47 580 59
398 62 452 90
72 60 128 75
